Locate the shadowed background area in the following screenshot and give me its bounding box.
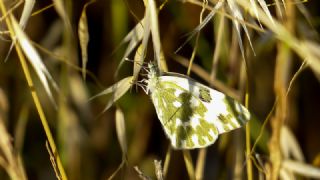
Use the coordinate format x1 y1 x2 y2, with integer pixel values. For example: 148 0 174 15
0 0 320 179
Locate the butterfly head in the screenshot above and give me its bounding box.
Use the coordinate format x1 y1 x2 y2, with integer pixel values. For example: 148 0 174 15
147 63 160 78
145 62 161 94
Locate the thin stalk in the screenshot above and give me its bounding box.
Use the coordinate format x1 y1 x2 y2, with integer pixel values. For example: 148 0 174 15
269 2 295 180
183 150 196 179
163 146 171 177
245 93 252 180
187 0 207 76
195 148 207 179
0 1 67 179
210 11 225 83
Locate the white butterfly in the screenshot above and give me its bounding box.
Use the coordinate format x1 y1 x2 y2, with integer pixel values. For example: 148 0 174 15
144 63 251 149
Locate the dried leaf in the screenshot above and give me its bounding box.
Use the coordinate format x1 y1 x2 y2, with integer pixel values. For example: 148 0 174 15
283 160 320 179
19 0 35 29
296 2 315 28
175 0 224 53
302 41 320 80
249 0 261 27
78 1 95 79
281 126 305 162
52 0 72 30
237 0 320 78
279 168 295 180
257 0 274 24
154 160 164 180
274 0 283 18
115 18 145 76
0 97 26 180
90 76 133 112
145 0 162 67
11 15 59 106
131 7 151 80
249 0 274 26
133 43 147 81
227 0 255 58
115 108 127 155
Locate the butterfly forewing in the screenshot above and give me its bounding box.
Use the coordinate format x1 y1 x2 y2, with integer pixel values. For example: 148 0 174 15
146 62 251 149
150 81 219 149
159 76 251 134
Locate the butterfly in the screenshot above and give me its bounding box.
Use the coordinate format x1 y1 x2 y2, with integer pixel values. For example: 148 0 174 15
144 62 251 149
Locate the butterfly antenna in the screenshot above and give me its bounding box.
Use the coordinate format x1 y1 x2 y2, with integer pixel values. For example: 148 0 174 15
124 58 149 66
124 58 150 75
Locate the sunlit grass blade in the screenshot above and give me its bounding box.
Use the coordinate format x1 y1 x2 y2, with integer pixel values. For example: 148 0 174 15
11 15 59 106
133 9 151 80
302 41 320 81
282 160 320 179
115 18 145 76
280 126 304 162
175 0 224 53
90 76 133 113
18 0 35 29
249 0 262 27
4 0 35 62
257 0 274 24
227 0 255 57
144 0 162 67
274 0 284 17
236 0 320 77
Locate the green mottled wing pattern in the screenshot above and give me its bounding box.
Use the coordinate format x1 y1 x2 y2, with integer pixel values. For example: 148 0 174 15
147 64 251 149
150 81 219 149
159 76 251 134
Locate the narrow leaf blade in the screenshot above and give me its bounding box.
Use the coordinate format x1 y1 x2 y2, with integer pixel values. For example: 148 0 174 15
90 76 133 112
11 15 58 106
115 108 127 155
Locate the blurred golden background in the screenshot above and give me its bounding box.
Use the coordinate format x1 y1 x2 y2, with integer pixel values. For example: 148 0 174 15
0 0 320 179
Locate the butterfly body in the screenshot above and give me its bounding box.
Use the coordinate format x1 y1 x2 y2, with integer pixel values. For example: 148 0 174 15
146 63 250 149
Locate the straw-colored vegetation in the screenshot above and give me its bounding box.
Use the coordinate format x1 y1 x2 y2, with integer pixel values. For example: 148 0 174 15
0 0 320 179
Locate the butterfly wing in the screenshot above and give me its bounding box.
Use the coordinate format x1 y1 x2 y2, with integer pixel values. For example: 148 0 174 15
150 79 219 149
158 76 251 135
